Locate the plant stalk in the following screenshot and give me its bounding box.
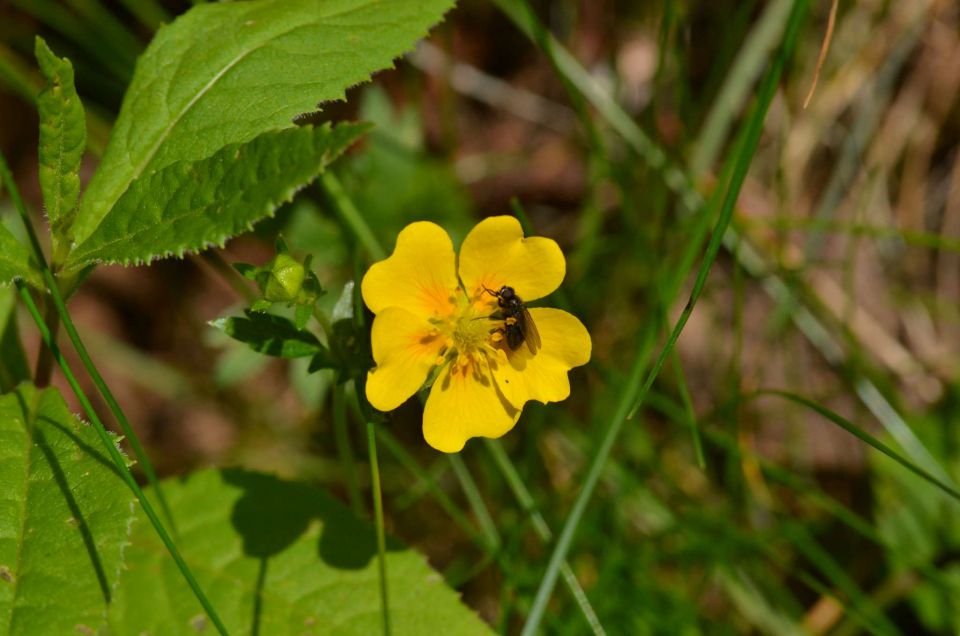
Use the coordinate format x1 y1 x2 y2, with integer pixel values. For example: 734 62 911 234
366 419 392 636
15 280 230 636
33 295 58 386
1 152 226 634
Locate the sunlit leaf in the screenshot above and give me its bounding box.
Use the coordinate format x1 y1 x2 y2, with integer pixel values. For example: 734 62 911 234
0 383 134 635
0 225 40 290
65 123 365 269
73 0 455 245
34 37 85 245
108 468 495 635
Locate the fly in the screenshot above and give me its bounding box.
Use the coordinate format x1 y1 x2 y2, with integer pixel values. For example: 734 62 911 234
483 285 541 355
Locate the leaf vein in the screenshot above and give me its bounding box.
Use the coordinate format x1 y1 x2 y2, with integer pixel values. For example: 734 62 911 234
5 388 41 635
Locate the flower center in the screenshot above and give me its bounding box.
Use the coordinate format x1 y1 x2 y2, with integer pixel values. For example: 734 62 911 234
451 312 494 354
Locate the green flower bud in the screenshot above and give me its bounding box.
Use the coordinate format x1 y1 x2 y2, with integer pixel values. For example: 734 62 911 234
263 253 305 303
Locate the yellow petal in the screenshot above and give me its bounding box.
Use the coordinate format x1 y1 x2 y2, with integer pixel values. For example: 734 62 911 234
423 359 521 453
485 348 528 408
366 307 445 412
361 221 459 318
458 216 565 303
506 308 591 404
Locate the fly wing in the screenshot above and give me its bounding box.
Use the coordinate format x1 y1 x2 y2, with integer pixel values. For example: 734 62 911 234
522 306 541 355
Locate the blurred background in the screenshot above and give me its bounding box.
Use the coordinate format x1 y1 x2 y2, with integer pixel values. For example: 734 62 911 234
2 0 960 633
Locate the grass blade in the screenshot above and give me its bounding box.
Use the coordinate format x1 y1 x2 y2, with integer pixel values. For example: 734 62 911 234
485 439 607 636
755 389 960 503
518 2 810 631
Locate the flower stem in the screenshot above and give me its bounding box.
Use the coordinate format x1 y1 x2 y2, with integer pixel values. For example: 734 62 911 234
333 385 363 514
376 427 491 548
366 419 391 636
198 250 257 303
15 280 230 636
320 173 386 261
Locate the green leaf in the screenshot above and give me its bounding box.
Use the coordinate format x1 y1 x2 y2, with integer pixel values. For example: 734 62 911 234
211 311 325 359
0 288 29 393
34 37 86 246
108 468 495 635
0 223 41 289
65 123 366 269
73 0 455 244
0 383 135 635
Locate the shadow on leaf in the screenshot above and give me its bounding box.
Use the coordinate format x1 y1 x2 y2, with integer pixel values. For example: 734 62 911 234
223 468 399 570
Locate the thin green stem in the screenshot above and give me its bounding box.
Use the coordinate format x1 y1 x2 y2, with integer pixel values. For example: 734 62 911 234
670 350 704 469
518 5 808 630
366 419 391 636
519 327 656 636
0 153 175 527
448 454 501 551
198 251 256 303
321 173 386 261
1 152 225 631
33 297 59 386
333 385 363 515
376 428 491 548
42 266 179 532
485 440 606 636
15 280 230 636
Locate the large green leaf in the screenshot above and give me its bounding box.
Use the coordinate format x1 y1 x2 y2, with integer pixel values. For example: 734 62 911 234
65 123 365 269
0 383 135 635
34 37 86 245
0 288 29 393
73 0 455 245
108 468 495 635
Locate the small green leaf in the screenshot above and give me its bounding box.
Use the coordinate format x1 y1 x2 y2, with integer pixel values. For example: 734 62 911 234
73 0 455 245
0 223 40 289
108 468 495 635
65 123 366 269
212 311 324 359
34 37 86 250
0 288 29 393
0 383 135 635
294 304 312 331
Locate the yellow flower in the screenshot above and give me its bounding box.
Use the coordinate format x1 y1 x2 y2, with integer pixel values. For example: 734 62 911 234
361 216 591 452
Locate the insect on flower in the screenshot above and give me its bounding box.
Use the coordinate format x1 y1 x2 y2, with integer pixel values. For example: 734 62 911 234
483 285 541 355
361 216 591 453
